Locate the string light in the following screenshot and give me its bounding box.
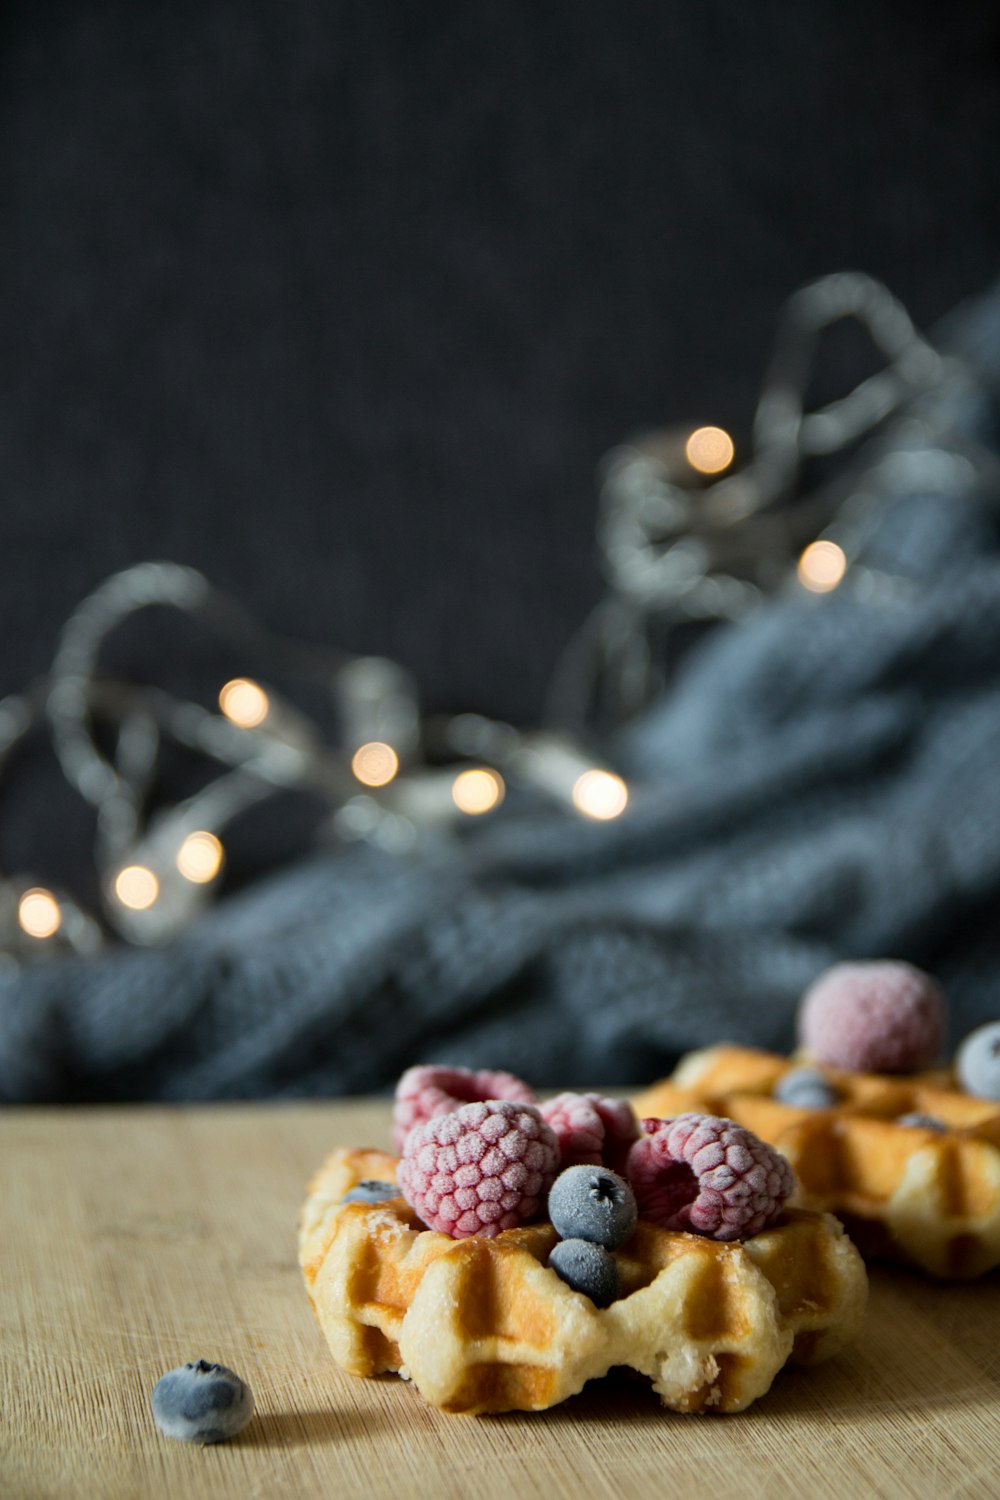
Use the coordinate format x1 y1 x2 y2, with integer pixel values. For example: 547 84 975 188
17 887 62 939
114 865 160 911
218 677 270 728
0 274 968 961
797 540 848 593
571 770 629 821
685 425 735 475
451 767 504 815
351 741 399 787
595 271 956 731
176 830 224 884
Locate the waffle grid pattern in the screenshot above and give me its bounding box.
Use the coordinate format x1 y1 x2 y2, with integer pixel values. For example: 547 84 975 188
634 1045 1000 1278
299 1145 866 1415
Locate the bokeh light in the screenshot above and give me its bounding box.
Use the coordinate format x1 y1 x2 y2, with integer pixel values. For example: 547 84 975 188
176 830 224 884
218 677 270 728
17 887 62 939
451 767 505 815
571 770 629 821
114 865 160 910
685 426 735 475
797 540 847 593
351 741 399 787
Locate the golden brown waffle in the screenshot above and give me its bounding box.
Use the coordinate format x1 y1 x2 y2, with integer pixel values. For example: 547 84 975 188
299 1145 866 1415
634 1045 1000 1279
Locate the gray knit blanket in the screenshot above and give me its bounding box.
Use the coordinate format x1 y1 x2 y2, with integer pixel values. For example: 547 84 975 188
3 283 1000 1102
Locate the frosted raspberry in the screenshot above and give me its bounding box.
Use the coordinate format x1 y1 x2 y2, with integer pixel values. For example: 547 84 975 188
540 1093 640 1173
798 960 946 1073
392 1065 537 1153
626 1114 794 1242
397 1100 561 1238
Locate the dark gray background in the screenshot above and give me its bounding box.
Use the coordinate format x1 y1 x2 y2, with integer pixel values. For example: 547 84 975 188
2 1 998 882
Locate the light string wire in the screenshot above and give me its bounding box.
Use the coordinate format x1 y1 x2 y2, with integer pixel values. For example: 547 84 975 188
1 271 994 961
547 270 997 730
0 572 630 952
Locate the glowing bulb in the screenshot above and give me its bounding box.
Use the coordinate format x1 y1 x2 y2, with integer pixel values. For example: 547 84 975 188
571 770 629 821
219 677 270 728
351 741 399 787
114 865 159 911
685 426 735 475
452 767 505 816
797 540 847 593
176 830 224 884
18 887 62 940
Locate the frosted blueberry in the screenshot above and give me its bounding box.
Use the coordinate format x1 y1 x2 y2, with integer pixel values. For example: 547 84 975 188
774 1066 838 1109
342 1179 398 1204
956 1022 1000 1100
547 1165 637 1250
896 1112 947 1131
151 1360 254 1444
549 1238 620 1307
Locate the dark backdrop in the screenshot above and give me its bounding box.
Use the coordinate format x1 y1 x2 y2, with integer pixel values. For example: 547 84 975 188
2 0 999 881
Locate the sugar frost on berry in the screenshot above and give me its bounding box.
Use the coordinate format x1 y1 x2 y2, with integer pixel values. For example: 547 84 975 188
797 960 945 1073
626 1113 794 1241
398 1099 560 1238
540 1092 640 1172
392 1064 536 1153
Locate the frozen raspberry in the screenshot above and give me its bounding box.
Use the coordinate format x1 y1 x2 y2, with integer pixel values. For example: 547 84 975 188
397 1099 561 1238
626 1114 794 1242
539 1092 640 1172
392 1065 536 1153
798 960 946 1073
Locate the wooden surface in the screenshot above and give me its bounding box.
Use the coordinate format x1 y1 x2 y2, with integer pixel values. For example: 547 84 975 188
3 1101 1000 1500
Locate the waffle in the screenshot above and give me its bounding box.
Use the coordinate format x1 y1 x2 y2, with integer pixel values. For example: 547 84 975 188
299 1145 866 1415
635 1045 1000 1279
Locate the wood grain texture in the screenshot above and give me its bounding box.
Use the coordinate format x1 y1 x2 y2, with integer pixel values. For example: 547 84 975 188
3 1100 1000 1500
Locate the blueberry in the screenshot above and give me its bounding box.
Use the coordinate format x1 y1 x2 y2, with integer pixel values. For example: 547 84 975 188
956 1022 1000 1101
151 1360 254 1444
547 1166 637 1250
549 1238 620 1307
774 1066 838 1109
897 1112 947 1131
342 1179 398 1205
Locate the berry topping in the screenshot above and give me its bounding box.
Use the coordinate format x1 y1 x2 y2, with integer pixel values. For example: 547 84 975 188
548 1238 620 1308
342 1179 398 1205
151 1361 254 1444
539 1092 640 1172
397 1099 560 1238
392 1065 536 1153
547 1165 638 1250
626 1114 794 1241
896 1112 947 1131
956 1021 1000 1100
773 1066 838 1109
798 960 946 1073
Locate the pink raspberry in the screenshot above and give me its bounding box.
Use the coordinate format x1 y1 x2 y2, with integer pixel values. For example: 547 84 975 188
392 1064 536 1153
798 960 946 1073
626 1114 794 1242
397 1100 561 1238
540 1093 640 1173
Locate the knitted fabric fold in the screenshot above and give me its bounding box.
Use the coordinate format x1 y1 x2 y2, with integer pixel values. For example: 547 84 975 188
3 281 1000 1101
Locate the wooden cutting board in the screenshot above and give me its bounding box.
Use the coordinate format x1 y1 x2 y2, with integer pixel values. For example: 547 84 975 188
3 1100 999 1500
